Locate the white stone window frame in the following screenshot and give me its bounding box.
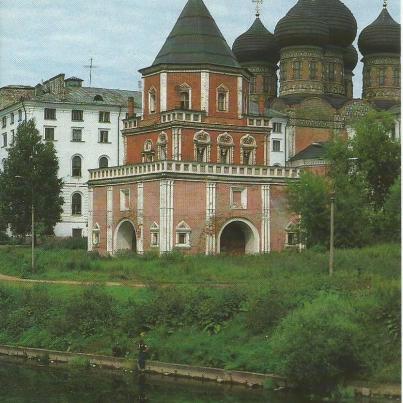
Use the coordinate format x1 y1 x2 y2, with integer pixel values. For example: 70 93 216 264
194 130 211 163
98 155 110 168
240 134 257 165
92 223 100 247
272 139 282 152
216 84 229 112
150 222 160 248
175 221 191 248
71 154 83 178
148 86 157 114
1 132 7 148
217 132 234 164
179 83 192 110
230 186 247 210
119 188 131 212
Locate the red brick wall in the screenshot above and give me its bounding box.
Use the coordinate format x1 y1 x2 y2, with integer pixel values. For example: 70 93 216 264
270 185 289 251
92 187 107 252
173 181 206 254
143 181 160 249
167 72 201 111
208 73 239 120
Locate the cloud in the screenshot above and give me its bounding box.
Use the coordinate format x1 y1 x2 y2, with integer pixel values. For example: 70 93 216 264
0 0 400 96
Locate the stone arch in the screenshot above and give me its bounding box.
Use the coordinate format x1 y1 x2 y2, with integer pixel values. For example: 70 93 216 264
114 219 137 253
217 218 260 255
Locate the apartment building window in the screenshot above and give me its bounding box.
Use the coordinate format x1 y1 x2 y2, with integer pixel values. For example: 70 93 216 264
72 110 83 121
72 128 83 142
44 127 55 141
309 61 317 80
272 139 281 152
2 116 6 128
71 193 82 216
99 156 109 168
44 108 56 120
72 155 82 177
10 113 14 125
293 61 302 80
18 110 23 122
99 130 109 143
273 123 282 133
99 111 110 123
2 133 7 148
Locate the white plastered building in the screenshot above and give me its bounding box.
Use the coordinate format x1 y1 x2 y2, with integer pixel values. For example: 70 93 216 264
0 74 141 237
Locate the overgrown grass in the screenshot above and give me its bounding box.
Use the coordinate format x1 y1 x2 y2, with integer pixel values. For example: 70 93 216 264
0 244 400 394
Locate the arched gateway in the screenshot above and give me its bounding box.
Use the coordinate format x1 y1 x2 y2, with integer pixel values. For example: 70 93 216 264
114 220 137 253
218 218 260 255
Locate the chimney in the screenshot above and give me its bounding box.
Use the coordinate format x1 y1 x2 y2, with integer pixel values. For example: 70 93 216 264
128 97 135 118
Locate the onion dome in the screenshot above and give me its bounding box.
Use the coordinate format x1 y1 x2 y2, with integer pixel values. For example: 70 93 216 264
312 0 357 47
274 0 329 48
151 0 241 69
232 17 280 64
358 6 401 56
343 45 358 71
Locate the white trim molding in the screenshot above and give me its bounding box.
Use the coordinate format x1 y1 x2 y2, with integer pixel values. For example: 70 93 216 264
160 179 174 253
261 185 271 253
137 182 144 254
160 72 167 112
106 186 113 253
205 182 216 255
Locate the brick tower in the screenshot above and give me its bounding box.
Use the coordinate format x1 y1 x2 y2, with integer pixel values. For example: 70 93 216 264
88 0 300 256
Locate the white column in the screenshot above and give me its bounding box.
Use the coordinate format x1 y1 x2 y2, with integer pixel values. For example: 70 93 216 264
107 186 114 253
160 179 174 253
201 71 210 115
160 72 168 112
88 188 94 252
205 182 216 255
261 185 271 253
237 76 243 118
137 183 144 254
172 128 182 161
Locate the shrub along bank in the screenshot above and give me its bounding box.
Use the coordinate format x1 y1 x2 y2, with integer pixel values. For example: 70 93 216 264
0 244 400 394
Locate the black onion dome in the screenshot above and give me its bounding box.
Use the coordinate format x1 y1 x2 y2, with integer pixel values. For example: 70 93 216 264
343 45 358 71
232 17 280 64
274 0 329 48
358 7 401 56
313 0 357 47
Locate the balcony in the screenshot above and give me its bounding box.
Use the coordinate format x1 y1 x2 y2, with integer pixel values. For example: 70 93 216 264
89 160 300 182
123 116 139 129
160 109 206 124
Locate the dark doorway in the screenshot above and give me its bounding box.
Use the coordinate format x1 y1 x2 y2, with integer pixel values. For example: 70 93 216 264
220 221 246 255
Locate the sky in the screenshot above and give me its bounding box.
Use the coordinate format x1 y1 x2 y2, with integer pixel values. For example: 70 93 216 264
0 0 400 98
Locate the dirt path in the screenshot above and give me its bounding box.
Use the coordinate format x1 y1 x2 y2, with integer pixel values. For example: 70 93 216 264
0 273 146 288
0 273 235 288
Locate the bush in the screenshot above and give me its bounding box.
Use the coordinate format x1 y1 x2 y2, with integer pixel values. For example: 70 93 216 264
269 293 363 393
41 237 88 250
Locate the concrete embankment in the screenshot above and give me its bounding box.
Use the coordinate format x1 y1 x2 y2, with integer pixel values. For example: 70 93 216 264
0 345 286 388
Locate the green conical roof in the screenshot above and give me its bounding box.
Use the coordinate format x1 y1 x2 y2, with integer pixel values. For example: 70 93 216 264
152 0 241 69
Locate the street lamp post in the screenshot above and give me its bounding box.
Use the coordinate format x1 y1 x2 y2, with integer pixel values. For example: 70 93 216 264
329 191 335 276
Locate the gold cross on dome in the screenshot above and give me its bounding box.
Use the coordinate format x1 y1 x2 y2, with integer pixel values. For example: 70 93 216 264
252 0 263 17
383 0 388 8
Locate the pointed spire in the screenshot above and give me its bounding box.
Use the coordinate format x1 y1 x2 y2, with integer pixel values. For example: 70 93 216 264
383 0 387 8
150 0 241 69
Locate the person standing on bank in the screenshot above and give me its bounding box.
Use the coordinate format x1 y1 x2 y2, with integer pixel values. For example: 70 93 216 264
137 340 149 371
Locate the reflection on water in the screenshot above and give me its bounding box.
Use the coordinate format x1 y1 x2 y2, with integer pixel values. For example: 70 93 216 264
0 359 318 403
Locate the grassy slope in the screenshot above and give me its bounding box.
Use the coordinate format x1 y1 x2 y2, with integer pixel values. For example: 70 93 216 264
0 244 400 387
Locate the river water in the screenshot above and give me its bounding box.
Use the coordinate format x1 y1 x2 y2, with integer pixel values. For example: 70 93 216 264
0 359 323 403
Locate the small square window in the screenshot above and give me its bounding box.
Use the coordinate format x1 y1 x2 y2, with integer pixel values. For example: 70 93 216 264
273 140 281 152
72 129 83 142
248 119 254 126
99 130 109 143
99 111 110 123
72 228 82 238
44 108 56 120
72 110 83 121
178 233 186 245
44 127 55 141
2 133 7 148
151 232 159 247
230 187 247 209
2 117 7 128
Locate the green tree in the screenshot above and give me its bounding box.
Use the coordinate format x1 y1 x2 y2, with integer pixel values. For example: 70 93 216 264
351 111 400 209
0 119 63 238
379 176 401 242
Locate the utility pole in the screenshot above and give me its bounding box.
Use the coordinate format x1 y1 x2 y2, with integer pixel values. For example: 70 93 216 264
329 191 335 276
